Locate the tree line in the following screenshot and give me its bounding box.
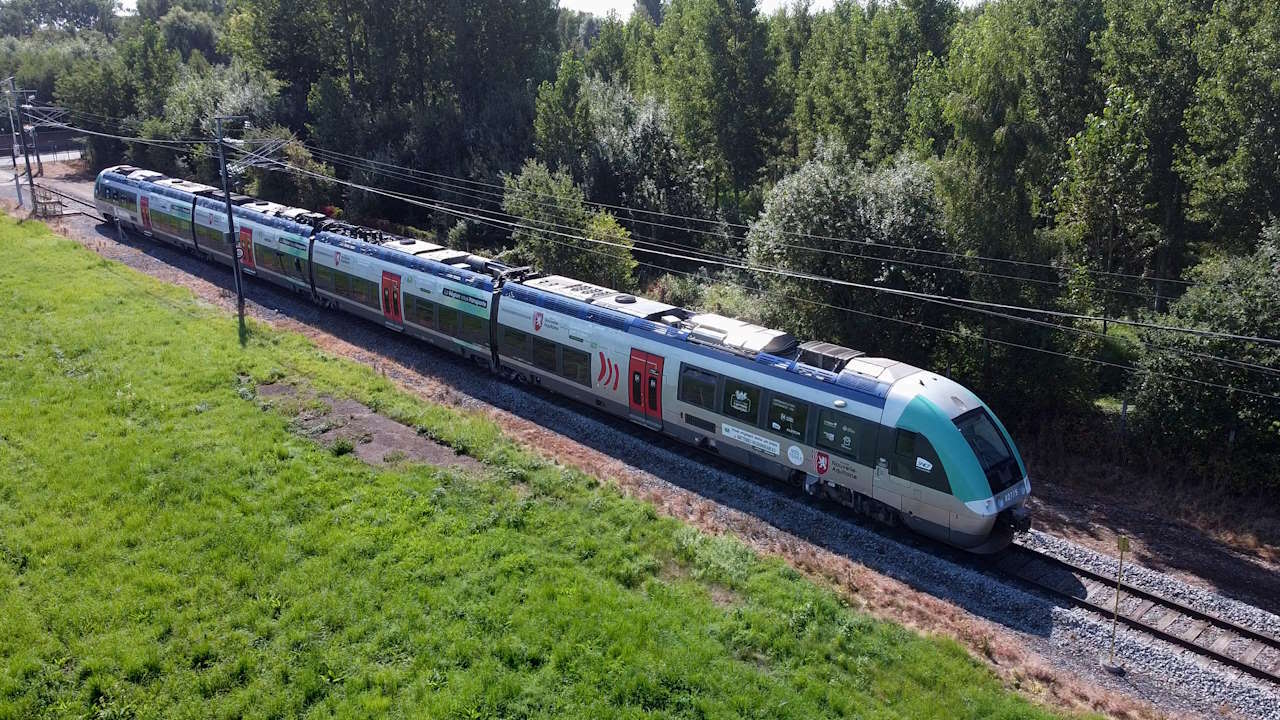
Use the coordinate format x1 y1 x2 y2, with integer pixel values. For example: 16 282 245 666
3 0 1277 487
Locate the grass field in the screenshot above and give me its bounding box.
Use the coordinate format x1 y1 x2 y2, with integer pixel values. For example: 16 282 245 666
0 215 1070 719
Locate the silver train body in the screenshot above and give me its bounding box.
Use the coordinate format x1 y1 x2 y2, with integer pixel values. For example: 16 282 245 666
96 164 1032 552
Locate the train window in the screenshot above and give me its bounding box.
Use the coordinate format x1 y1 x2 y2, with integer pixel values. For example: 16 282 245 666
892 430 950 494
766 394 809 441
532 337 557 372
561 347 591 387
438 305 459 336
403 293 434 328
631 370 643 405
500 326 530 360
459 313 487 346
647 375 658 411
721 378 762 426
677 365 718 411
818 409 874 462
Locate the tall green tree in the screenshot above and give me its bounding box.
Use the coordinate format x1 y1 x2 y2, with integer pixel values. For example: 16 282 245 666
1130 224 1280 489
1097 0 1210 303
654 0 776 203
793 1 867 160
534 52 594 179
1180 0 1280 251
503 159 637 289
1052 87 1159 318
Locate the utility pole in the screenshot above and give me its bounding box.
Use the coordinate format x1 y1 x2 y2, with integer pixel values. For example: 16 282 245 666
2 79 16 169
215 115 248 344
9 79 34 204
4 79 21 206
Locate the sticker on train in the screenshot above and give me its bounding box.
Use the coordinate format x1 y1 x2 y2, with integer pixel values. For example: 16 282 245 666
915 456 933 473
533 311 544 331
787 445 804 466
442 287 488 309
815 451 830 475
721 423 779 457
596 352 620 390
729 389 753 415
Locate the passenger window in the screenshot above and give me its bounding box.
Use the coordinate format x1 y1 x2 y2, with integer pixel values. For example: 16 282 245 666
647 376 658 411
500 326 529 360
677 365 718 411
721 378 761 425
767 394 808 440
631 370 642 405
532 337 557 372
891 430 950 494
438 305 459 336
561 347 591 387
818 409 865 461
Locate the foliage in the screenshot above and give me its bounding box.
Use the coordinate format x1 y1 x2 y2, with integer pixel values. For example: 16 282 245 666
1130 225 1280 489
503 159 636 289
0 0 116 36
1052 87 1159 317
158 5 221 62
243 125 337 210
1180 0 1280 251
653 0 776 201
748 144 960 360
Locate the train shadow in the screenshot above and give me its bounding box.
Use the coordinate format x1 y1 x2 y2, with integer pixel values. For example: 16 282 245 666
91 219 1077 640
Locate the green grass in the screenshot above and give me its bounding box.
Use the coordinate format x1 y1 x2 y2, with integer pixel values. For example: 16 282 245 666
0 215 1069 719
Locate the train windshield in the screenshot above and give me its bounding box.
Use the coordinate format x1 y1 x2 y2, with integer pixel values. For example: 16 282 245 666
954 408 1021 492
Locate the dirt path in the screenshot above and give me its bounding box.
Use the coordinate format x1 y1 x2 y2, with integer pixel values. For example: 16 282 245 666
12 162 1279 719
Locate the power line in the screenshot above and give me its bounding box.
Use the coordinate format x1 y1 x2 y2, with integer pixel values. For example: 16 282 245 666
296 138 1198 289
445 205 1280 403
239 149 1280 350
301 142 1164 302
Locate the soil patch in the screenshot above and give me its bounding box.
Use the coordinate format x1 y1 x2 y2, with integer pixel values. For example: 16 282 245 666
259 382 485 473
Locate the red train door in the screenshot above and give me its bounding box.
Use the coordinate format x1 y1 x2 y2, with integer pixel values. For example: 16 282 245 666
381 271 402 325
140 195 152 231
627 349 664 427
238 227 256 270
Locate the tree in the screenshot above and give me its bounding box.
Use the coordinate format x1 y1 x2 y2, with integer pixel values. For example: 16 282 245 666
860 2 926 164
904 52 949 158
1180 0 1280 251
159 6 221 61
1097 0 1211 304
1052 87 1160 318
747 144 962 360
0 0 117 36
1130 224 1280 489
534 52 594 179
503 160 636 289
654 0 776 203
765 1 811 171
793 1 867 160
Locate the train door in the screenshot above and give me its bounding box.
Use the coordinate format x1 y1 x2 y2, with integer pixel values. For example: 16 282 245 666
381 271 402 326
140 195 152 232
627 349 664 428
238 226 256 272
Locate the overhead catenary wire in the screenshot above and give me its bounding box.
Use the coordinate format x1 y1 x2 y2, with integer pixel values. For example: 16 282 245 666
61 128 1277 401
427 199 1280 403
299 142 1165 302
295 138 1198 288
237 148 1280 355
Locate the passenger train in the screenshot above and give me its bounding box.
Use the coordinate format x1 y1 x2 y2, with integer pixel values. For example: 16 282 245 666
95 164 1032 551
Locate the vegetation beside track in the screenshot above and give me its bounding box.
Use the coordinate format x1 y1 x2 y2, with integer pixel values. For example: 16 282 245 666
0 216 1072 718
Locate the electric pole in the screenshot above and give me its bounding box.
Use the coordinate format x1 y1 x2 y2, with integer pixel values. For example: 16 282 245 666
215 115 248 343
2 78 16 170
4 79 23 206
9 79 34 204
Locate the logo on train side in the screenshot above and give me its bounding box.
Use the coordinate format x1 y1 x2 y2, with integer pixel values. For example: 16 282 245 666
815 452 830 475
596 352 620 391
533 311 544 332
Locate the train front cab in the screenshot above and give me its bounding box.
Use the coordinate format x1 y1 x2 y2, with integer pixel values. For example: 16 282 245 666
884 373 1030 552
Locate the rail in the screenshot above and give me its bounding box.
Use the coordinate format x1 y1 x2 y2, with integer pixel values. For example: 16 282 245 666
998 543 1280 684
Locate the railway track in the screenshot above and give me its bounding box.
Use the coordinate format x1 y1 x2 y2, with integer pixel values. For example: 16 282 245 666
998 544 1280 685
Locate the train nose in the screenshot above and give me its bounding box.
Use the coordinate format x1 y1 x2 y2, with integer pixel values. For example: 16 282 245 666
999 504 1031 533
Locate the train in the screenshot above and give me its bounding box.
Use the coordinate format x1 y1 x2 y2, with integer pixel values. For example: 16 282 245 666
94 163 1033 552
